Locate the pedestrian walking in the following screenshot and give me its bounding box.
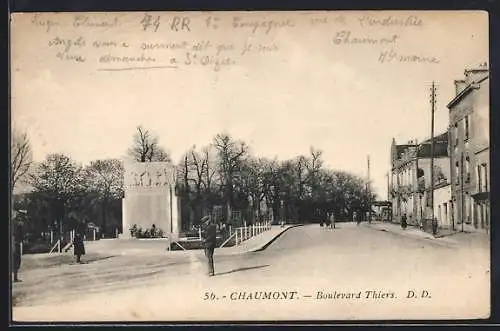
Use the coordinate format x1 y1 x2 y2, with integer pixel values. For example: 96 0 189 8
330 212 336 229
66 225 86 263
355 212 361 226
12 222 23 283
201 215 217 277
401 214 408 230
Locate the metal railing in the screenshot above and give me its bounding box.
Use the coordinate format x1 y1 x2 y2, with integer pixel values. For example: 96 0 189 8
49 240 61 253
229 221 272 247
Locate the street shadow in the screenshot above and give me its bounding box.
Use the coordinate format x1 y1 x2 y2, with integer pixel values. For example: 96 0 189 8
215 264 270 276
69 255 117 265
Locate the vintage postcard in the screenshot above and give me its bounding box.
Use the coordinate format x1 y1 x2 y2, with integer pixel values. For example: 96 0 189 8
10 11 490 322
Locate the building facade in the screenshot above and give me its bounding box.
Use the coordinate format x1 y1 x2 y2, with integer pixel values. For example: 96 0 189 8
390 139 418 225
390 132 451 228
447 65 490 233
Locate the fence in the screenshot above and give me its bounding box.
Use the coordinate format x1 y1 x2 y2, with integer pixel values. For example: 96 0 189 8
171 221 273 250
220 221 272 248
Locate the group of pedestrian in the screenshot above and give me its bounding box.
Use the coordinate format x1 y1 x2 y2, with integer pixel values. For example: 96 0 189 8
320 212 336 229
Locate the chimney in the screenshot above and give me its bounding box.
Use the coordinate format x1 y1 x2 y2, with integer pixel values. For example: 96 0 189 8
454 80 467 95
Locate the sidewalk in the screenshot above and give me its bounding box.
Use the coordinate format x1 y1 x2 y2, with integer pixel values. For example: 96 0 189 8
79 224 301 259
218 224 303 255
167 224 302 259
365 221 460 246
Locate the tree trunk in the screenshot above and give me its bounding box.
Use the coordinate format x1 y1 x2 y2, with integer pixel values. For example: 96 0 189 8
102 198 108 237
225 179 233 224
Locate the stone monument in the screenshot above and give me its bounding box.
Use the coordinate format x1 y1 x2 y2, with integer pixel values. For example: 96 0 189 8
122 162 181 240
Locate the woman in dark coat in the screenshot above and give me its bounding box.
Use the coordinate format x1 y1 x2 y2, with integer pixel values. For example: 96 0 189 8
72 231 86 263
401 214 408 230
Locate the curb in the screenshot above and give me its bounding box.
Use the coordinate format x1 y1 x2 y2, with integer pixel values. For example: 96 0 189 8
366 223 458 247
251 224 305 252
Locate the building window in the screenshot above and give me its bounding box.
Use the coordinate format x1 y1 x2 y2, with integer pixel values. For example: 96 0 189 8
454 123 458 146
455 161 460 185
477 165 482 192
464 115 470 140
465 193 471 224
465 156 470 183
483 164 488 192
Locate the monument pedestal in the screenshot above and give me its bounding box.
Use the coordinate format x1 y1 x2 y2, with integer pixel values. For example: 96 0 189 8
122 162 181 240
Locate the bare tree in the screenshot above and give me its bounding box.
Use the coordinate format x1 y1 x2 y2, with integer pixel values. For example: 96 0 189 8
201 145 218 195
188 145 206 194
213 133 249 223
128 125 171 162
11 128 33 191
306 146 324 198
178 145 205 225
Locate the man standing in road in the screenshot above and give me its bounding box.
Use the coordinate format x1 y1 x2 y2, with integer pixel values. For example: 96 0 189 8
201 215 217 277
12 221 23 282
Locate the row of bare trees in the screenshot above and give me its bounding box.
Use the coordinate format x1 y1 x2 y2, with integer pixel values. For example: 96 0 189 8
177 133 375 229
11 124 375 241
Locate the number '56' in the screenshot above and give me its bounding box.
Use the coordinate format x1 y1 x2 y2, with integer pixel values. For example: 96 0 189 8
203 292 216 300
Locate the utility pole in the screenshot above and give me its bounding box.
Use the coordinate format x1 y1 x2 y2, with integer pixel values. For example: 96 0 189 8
461 151 465 232
367 155 372 223
386 172 390 201
414 138 419 223
430 82 437 229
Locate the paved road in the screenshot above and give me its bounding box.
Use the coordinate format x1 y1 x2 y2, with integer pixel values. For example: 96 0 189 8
12 222 490 322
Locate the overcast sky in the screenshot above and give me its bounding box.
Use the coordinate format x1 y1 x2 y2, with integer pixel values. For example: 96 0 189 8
11 11 488 198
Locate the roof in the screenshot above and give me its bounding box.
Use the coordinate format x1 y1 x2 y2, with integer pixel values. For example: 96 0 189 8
396 144 413 155
392 144 416 162
420 132 448 145
417 132 449 158
447 72 489 109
